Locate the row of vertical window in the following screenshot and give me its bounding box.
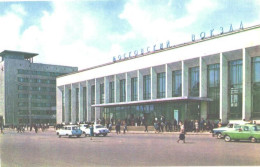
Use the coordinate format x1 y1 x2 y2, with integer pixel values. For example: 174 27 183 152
18 102 55 107
18 85 56 92
18 94 55 99
18 69 65 77
17 77 56 84
18 110 55 115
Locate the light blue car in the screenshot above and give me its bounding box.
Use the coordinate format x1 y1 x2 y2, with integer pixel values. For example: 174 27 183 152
56 125 82 138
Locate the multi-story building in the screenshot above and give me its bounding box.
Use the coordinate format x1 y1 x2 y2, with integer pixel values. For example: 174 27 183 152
56 24 260 125
0 50 78 125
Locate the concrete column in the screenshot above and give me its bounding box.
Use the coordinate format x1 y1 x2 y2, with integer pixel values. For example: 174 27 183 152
242 48 251 121
56 87 63 124
138 70 143 101
166 64 172 98
79 83 83 122
126 73 131 102
200 57 207 97
182 61 189 97
95 79 100 122
104 77 109 104
71 84 76 124
151 67 157 99
86 81 91 122
115 75 120 103
64 86 70 124
220 53 228 124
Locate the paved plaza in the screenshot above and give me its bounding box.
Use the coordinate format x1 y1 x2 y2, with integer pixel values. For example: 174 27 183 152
0 129 260 166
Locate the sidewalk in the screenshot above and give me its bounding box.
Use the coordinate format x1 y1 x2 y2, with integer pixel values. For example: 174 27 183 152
110 130 211 135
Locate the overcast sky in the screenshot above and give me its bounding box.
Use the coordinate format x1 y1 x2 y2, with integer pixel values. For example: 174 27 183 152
0 0 259 70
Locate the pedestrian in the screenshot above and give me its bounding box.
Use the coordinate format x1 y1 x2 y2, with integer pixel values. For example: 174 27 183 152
116 121 121 134
123 123 127 134
144 120 148 132
0 123 4 134
177 121 185 143
195 120 199 133
34 124 38 133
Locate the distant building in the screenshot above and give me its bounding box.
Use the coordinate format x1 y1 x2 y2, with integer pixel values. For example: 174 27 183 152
0 50 78 125
56 24 260 125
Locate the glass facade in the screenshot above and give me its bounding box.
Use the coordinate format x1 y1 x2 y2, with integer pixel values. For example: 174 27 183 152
109 81 115 103
157 72 166 98
76 88 79 122
189 67 200 96
143 75 151 100
229 60 242 119
252 57 260 119
172 70 182 97
62 90 65 122
207 64 220 119
83 87 86 121
120 79 126 102
131 77 138 101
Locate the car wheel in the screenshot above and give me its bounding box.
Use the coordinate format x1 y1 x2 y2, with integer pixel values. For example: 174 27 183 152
103 133 107 137
251 137 257 143
224 135 231 142
217 133 222 139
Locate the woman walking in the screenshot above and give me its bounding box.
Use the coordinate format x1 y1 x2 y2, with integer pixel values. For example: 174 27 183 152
177 121 185 143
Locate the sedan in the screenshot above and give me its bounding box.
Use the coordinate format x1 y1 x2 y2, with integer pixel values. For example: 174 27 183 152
222 124 260 143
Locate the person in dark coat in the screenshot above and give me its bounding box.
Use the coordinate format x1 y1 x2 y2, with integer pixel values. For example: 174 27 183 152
116 121 121 134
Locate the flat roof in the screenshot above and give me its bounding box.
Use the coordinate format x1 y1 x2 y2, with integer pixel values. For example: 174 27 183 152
0 50 38 59
92 96 213 107
57 23 260 78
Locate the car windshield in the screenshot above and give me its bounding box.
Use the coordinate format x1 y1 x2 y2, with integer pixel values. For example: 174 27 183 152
227 124 233 128
234 125 241 130
72 127 79 130
96 125 105 129
252 125 260 131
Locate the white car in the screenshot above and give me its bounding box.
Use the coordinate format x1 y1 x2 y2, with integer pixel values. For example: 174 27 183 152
82 124 110 137
213 121 250 139
56 125 82 138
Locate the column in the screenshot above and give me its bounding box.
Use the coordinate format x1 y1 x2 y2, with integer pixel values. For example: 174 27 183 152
56 87 63 124
95 79 101 121
166 64 172 98
182 61 188 97
79 83 84 122
126 73 131 102
104 77 110 104
115 75 120 103
200 57 208 119
138 70 143 101
64 85 70 124
220 53 228 124
86 81 91 122
242 48 251 120
71 84 76 124
200 57 207 97
151 67 157 99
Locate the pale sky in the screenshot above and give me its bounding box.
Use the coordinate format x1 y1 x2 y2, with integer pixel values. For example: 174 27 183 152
0 0 259 70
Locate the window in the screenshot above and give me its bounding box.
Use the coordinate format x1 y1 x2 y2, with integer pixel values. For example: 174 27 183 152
109 82 114 103
157 72 165 98
120 79 126 102
172 70 182 97
143 75 151 100
189 67 200 97
91 85 95 104
252 57 260 119
131 77 138 101
100 83 105 104
207 64 220 119
229 60 242 119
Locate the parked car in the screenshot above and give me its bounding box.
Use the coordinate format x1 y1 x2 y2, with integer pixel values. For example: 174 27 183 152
222 124 260 143
56 125 82 138
213 121 250 139
82 124 110 137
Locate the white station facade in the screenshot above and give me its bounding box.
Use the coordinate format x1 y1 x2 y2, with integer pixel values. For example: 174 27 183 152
56 24 260 125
